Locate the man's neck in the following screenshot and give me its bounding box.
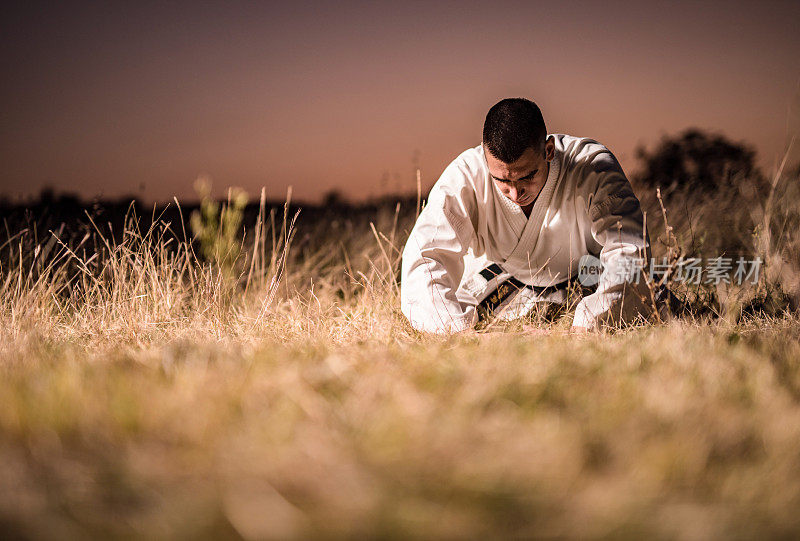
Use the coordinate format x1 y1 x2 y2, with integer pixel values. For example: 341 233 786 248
521 201 534 218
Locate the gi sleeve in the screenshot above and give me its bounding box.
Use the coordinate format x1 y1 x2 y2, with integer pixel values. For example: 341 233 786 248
400 165 478 334
572 151 655 330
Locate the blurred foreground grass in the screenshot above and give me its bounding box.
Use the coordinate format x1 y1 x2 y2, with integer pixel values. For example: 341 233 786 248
2 316 800 539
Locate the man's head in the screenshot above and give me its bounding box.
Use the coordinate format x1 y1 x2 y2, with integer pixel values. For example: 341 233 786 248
482 98 555 209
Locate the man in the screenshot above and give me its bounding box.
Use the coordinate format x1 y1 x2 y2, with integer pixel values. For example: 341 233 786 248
400 98 658 333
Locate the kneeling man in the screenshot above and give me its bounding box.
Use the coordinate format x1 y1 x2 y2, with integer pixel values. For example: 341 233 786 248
401 97 657 333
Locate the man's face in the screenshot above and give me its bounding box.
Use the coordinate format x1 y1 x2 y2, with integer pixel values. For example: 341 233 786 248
484 137 555 210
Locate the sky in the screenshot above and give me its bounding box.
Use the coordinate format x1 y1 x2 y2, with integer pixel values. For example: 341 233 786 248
1 1 799 204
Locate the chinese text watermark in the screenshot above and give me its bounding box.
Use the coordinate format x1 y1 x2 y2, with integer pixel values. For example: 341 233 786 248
578 255 762 286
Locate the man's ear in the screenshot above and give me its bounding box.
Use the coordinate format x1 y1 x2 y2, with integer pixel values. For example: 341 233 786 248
545 136 555 162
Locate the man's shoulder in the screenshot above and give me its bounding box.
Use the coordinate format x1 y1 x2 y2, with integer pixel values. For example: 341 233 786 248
431 145 486 193
553 134 613 160
449 144 487 177
553 134 622 174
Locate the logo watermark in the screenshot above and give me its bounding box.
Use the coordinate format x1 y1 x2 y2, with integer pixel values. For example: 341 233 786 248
578 254 604 286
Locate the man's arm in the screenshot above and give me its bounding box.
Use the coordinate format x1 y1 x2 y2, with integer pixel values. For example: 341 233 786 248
572 151 654 330
401 168 478 334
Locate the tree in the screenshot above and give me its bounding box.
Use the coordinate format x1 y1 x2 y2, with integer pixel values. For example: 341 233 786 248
634 129 757 194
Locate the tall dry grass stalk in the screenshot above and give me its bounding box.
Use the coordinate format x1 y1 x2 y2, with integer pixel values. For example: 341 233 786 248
0 189 304 347
632 138 800 324
0 184 425 353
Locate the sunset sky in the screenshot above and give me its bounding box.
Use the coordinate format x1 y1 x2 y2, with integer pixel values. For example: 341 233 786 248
1 1 799 203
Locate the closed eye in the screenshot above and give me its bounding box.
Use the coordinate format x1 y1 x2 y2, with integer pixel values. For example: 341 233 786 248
492 169 537 183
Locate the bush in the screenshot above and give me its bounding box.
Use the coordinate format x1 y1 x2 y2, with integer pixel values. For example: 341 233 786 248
634 128 760 195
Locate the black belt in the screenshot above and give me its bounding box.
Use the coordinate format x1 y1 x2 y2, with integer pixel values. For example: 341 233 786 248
476 263 573 319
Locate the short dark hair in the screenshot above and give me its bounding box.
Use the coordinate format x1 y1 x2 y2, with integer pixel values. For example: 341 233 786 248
482 98 547 163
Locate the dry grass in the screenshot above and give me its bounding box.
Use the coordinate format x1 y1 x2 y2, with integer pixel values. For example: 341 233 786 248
1 163 800 539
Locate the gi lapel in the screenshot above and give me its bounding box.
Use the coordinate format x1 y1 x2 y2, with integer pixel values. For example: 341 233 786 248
491 180 528 239
504 151 562 265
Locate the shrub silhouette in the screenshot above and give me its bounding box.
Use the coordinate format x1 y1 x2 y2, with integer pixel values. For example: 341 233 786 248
634 129 757 194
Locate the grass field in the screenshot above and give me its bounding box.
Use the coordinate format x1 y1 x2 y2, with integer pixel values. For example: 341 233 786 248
2 161 800 539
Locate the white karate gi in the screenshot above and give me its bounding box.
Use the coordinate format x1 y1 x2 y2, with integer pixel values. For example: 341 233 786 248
400 134 654 333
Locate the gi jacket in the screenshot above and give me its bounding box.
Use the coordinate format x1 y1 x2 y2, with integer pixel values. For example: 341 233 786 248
401 134 652 333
